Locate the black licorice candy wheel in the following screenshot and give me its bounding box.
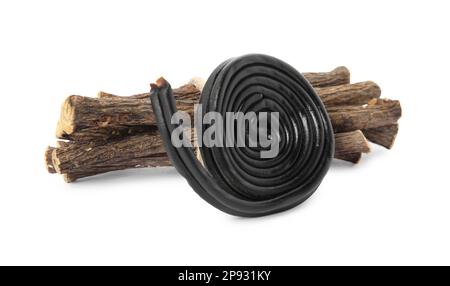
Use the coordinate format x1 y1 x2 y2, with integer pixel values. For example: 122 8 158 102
150 54 334 217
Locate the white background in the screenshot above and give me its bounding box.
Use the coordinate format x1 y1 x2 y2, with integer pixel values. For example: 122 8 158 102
0 0 449 266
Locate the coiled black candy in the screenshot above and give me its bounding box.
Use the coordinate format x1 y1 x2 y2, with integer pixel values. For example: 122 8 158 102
150 54 334 217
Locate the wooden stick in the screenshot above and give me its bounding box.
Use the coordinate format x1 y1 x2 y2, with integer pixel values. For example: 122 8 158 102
362 124 399 149
51 133 167 174
316 81 380 106
62 156 171 183
96 66 350 100
327 99 402 133
47 130 371 182
46 67 401 182
45 146 56 173
334 130 370 163
47 96 401 181
97 78 394 149
98 80 373 107
56 83 200 142
303 66 350 87
56 96 195 142
97 82 201 100
56 81 382 142
316 83 399 148
56 68 351 142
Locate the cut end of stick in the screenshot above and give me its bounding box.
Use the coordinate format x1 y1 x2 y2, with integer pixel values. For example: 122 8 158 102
63 173 76 183
156 77 168 88
317 81 381 107
368 98 402 122
363 124 399 149
46 70 401 181
333 66 350 82
55 95 78 138
51 149 62 174
45 146 56 173
303 66 351 87
189 77 206 92
334 130 370 163
150 77 169 93
335 130 371 154
367 80 381 98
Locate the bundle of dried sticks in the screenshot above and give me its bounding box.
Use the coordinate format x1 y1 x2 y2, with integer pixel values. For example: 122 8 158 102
45 67 401 182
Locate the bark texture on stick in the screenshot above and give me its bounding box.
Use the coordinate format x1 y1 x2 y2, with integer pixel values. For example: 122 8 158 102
57 81 382 142
97 83 201 100
316 81 381 106
45 66 402 182
302 66 350 87
56 96 195 142
51 133 171 182
334 130 370 163
45 146 56 173
47 130 372 182
61 156 171 183
327 99 402 133
363 124 399 149
97 67 350 100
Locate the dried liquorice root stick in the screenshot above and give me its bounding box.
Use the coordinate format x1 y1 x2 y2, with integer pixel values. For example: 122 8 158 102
327 99 402 132
362 124 398 149
57 68 350 142
56 82 203 142
55 97 196 142
51 133 170 182
97 82 202 100
315 83 400 148
96 66 350 100
316 81 380 106
46 128 371 182
302 66 350 87
55 87 397 144
96 78 393 149
46 93 400 181
334 131 370 163
45 65 400 183
99 80 380 106
56 81 379 142
45 147 56 174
